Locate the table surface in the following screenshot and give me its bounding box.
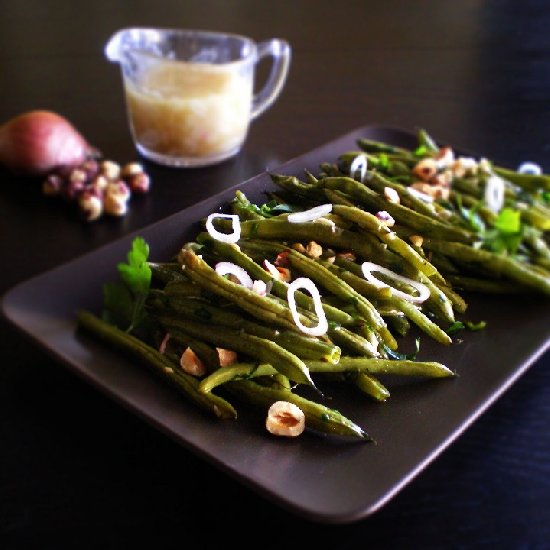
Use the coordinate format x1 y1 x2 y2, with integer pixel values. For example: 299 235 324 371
1 1 549 548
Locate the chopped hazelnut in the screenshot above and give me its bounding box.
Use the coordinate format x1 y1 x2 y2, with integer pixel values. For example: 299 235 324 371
336 251 356 262
412 157 438 181
180 347 206 376
383 186 400 204
266 401 305 437
291 243 307 254
409 235 424 247
217 348 238 367
305 241 323 259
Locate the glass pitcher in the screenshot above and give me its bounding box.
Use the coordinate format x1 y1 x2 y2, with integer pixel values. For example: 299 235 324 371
105 28 291 167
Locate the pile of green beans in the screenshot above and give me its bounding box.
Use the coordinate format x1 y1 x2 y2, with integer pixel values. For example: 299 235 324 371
77 128 549 441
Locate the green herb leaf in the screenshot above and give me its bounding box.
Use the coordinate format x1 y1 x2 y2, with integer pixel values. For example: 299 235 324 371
446 321 465 335
494 207 521 233
102 236 152 332
383 337 420 360
447 319 486 334
482 208 523 255
414 145 427 157
377 153 390 170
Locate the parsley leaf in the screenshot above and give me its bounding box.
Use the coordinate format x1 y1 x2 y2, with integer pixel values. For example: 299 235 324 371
482 207 523 255
102 236 152 333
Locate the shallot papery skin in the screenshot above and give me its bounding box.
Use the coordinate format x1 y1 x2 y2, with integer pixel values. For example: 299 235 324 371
0 110 91 176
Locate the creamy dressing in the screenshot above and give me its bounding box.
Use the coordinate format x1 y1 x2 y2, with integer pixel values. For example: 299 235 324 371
124 60 252 159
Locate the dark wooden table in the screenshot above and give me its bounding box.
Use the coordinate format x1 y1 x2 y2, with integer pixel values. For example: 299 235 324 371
1 1 549 547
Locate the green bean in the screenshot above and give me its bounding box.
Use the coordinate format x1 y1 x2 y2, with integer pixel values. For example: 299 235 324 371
443 273 532 294
331 204 444 282
237 217 388 260
224 379 372 440
324 259 453 345
196 232 355 326
156 316 316 387
161 295 341 362
199 363 277 393
285 248 398 350
76 310 237 419
179 247 309 333
422 238 550 295
149 262 189 285
347 372 390 402
494 165 550 192
357 137 417 158
317 176 476 243
306 357 455 378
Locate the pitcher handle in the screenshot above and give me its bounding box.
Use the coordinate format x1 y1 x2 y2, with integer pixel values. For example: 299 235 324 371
251 39 291 120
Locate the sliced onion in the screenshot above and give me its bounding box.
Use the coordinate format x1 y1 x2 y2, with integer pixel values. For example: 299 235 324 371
288 203 332 223
484 174 505 213
407 186 434 203
263 259 281 278
252 279 267 296
287 277 328 336
206 213 241 243
159 332 171 354
361 262 430 304
215 261 253 288
517 161 542 175
349 154 368 182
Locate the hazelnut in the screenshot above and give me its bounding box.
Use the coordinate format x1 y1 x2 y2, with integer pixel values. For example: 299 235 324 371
409 235 424 247
103 192 128 216
266 401 305 437
383 186 400 204
305 241 323 259
106 180 131 201
179 347 206 376
80 158 100 180
128 172 151 194
121 162 144 179
216 348 238 367
78 190 103 222
100 160 121 180
412 157 438 181
69 168 88 185
89 174 109 194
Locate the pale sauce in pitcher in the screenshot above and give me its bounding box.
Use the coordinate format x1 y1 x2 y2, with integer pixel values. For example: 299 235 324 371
124 60 253 159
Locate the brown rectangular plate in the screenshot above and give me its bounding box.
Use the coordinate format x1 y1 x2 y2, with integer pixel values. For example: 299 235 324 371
2 125 549 524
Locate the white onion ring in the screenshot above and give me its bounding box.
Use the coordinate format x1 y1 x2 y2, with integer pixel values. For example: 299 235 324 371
206 213 241 243
288 204 332 223
485 174 505 213
287 277 328 336
349 154 368 182
517 161 542 175
361 262 431 304
215 261 253 288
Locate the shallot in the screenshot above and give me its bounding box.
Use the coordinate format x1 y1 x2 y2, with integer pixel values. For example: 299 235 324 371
0 110 92 176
